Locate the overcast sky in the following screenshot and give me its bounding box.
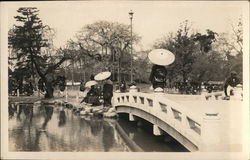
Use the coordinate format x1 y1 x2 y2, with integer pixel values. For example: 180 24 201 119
6 1 246 50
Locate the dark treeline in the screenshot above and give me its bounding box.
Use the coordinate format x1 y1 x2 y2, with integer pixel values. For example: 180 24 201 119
8 7 243 98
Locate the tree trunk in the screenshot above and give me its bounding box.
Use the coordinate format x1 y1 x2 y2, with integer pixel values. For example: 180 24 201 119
183 73 187 83
168 78 172 88
118 57 120 83
71 59 74 85
31 63 36 90
30 47 69 99
45 81 54 98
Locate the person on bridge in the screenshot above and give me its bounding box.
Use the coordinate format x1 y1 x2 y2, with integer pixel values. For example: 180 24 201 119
149 64 167 90
224 71 241 97
147 49 175 91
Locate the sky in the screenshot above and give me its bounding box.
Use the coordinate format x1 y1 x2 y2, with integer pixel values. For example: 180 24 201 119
5 1 246 50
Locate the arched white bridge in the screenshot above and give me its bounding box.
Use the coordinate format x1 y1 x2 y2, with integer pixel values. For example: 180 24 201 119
113 90 243 152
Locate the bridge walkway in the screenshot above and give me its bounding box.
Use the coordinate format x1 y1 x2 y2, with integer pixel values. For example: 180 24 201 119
164 93 243 152
114 91 243 152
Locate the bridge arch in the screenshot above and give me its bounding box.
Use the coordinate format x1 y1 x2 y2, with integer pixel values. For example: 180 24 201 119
115 105 198 152
113 91 225 152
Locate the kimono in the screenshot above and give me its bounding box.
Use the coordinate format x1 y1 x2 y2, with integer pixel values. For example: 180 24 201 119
149 65 167 89
103 80 113 107
81 86 101 106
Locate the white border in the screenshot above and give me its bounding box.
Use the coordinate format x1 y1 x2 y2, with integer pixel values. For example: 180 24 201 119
1 1 249 160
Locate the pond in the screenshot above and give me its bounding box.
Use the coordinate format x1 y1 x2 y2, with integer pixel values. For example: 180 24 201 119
8 103 188 152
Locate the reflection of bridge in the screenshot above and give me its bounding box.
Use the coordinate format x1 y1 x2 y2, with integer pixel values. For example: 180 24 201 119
113 90 243 152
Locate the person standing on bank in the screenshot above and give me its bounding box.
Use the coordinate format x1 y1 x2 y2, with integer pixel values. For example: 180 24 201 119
90 74 95 80
94 71 113 107
148 49 175 91
224 71 240 97
103 78 113 107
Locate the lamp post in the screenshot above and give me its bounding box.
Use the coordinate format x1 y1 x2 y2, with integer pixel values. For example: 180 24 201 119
129 10 134 83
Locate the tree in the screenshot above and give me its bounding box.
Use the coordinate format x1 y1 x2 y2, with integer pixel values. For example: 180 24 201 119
154 20 198 83
75 20 140 82
193 29 218 53
190 50 226 82
132 50 152 83
9 7 70 98
190 30 220 82
214 17 243 81
154 20 226 87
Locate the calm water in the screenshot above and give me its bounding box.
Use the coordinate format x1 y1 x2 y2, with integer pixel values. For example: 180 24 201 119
8 103 188 152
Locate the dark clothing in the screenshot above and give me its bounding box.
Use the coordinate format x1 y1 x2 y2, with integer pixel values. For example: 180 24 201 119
90 75 95 80
80 81 85 92
81 86 101 106
120 81 127 92
224 76 240 96
149 65 167 89
207 84 213 93
103 82 113 107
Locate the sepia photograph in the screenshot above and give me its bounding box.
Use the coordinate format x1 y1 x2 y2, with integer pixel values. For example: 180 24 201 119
1 1 249 160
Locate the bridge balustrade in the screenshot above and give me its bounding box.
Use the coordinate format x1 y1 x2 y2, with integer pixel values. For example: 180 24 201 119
113 91 221 152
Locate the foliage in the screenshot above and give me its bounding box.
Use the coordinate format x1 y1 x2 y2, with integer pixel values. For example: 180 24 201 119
193 29 218 53
190 50 226 82
213 17 243 81
72 20 141 82
154 20 198 83
8 7 70 98
153 20 232 85
133 51 152 83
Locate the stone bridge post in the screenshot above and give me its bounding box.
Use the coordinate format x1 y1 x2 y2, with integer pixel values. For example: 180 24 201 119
152 88 165 136
128 85 138 121
200 109 221 151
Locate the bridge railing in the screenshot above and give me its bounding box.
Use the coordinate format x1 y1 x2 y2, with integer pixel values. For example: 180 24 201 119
113 90 203 150
113 88 225 152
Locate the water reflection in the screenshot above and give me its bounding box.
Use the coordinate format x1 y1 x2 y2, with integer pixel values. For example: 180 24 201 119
42 106 53 130
102 121 114 152
8 104 16 119
9 103 188 152
9 103 129 152
58 109 66 127
117 114 188 152
89 119 102 136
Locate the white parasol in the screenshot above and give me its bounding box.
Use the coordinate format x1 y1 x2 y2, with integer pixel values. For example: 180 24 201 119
85 80 98 88
148 49 175 66
94 71 111 81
